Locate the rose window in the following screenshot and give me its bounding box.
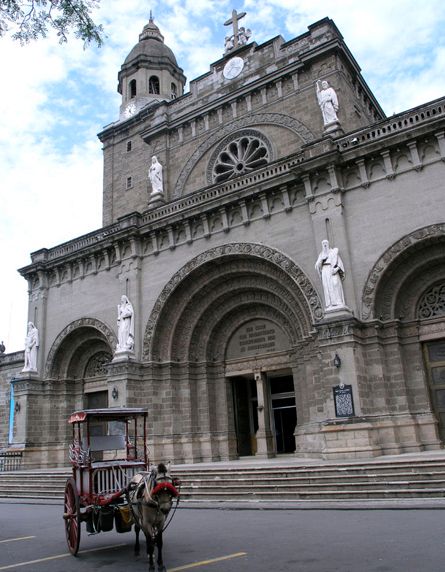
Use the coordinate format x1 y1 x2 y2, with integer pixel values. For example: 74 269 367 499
211 134 270 183
418 282 445 319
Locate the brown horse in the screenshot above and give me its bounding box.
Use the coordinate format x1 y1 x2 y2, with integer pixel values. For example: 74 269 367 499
127 463 179 571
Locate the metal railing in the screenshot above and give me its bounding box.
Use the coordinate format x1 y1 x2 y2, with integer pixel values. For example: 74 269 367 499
0 450 23 472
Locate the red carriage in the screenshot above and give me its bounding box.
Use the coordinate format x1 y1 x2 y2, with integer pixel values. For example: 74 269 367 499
63 407 151 555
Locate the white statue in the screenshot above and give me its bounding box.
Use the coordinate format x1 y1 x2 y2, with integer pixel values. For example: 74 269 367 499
23 322 39 372
238 27 251 46
148 155 164 195
116 295 135 353
316 80 339 126
315 240 346 311
224 35 234 52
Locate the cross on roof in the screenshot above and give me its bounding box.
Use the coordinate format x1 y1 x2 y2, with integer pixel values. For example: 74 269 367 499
224 9 246 50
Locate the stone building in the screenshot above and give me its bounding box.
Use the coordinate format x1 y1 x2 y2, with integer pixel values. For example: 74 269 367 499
1 14 445 467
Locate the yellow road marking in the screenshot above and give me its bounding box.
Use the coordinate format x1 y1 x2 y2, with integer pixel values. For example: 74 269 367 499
0 543 126 570
0 537 35 544
169 552 248 571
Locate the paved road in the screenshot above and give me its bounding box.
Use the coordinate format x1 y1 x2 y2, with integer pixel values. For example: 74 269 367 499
1 502 445 571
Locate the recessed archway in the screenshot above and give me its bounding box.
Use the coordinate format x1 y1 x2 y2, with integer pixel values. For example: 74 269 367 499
143 243 321 362
46 318 115 379
362 224 445 320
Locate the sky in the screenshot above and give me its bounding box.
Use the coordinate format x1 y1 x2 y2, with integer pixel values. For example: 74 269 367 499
1 0 445 353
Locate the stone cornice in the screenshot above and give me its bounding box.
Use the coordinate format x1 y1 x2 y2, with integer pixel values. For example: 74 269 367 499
336 97 445 155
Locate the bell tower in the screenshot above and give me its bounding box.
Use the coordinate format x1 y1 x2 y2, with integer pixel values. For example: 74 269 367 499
118 14 186 119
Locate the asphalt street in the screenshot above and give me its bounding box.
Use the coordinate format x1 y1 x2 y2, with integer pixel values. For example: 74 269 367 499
1 502 445 571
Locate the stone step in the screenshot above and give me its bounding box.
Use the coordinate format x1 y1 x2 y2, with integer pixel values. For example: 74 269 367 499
178 488 445 500
2 469 445 485
2 457 445 501
2 476 444 492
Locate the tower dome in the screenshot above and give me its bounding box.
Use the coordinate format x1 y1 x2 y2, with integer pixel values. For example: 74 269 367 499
118 15 186 119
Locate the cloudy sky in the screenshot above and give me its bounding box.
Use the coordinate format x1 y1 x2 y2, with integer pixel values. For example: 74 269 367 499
1 0 445 353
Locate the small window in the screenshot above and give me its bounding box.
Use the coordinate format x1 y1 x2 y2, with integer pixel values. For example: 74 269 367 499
149 75 160 94
171 83 177 99
129 79 137 98
126 140 132 152
126 176 132 189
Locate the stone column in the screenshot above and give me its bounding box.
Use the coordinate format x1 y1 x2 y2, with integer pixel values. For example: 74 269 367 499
254 371 275 458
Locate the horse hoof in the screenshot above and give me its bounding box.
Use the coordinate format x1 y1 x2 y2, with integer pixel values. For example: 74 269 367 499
158 567 166 572
149 567 155 572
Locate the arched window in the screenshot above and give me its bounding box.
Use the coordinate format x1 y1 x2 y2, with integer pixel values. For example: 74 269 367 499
149 75 160 94
129 79 137 98
171 83 177 99
418 282 445 319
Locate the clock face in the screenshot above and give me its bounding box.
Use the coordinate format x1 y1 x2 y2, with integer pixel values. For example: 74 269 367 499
223 56 244 80
124 101 137 118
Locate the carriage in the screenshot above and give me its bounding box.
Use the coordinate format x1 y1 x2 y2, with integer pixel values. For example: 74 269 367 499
63 407 177 557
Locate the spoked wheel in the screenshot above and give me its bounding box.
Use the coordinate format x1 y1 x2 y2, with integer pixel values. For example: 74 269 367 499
63 477 81 555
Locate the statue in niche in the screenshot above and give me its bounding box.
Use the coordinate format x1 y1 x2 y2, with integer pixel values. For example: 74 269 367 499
148 155 164 195
116 295 135 353
315 240 346 311
316 80 339 126
22 322 39 372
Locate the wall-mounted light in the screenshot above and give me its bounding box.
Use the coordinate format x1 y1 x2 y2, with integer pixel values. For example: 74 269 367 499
14 401 21 413
333 353 341 368
111 387 119 400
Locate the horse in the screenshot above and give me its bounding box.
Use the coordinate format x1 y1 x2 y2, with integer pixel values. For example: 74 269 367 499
127 463 179 571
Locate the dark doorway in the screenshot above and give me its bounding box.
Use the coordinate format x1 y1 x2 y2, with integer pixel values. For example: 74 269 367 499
270 375 296 453
424 339 445 441
232 377 257 456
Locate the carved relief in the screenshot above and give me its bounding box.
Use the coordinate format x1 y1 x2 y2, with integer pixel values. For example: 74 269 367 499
417 281 445 319
84 351 113 378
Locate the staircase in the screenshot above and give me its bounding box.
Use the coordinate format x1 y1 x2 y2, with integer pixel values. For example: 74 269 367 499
2 453 445 502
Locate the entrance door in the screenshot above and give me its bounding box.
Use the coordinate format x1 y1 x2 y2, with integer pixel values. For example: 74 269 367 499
232 377 258 456
424 339 445 441
270 376 296 454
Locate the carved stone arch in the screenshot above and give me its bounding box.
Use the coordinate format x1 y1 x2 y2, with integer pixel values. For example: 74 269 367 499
173 113 316 197
184 292 300 363
207 305 295 363
45 318 116 379
361 224 445 320
170 272 308 361
143 242 322 361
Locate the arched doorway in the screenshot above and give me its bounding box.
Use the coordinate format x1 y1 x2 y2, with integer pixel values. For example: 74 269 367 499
144 243 320 461
363 225 445 445
226 318 296 456
47 319 115 424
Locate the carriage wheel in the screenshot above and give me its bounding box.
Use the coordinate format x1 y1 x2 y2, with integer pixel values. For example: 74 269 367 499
63 477 81 555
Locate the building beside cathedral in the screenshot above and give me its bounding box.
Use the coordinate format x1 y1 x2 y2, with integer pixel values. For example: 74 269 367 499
1 13 445 467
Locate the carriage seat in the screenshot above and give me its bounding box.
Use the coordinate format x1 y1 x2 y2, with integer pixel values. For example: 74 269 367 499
88 435 126 452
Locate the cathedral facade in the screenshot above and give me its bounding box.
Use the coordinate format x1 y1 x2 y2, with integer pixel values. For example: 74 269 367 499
1 15 445 467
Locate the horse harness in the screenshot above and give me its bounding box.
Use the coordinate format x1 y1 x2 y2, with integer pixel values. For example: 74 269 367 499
127 470 179 536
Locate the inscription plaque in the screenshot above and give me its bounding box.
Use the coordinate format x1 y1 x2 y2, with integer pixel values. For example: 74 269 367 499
226 319 289 360
333 384 355 418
